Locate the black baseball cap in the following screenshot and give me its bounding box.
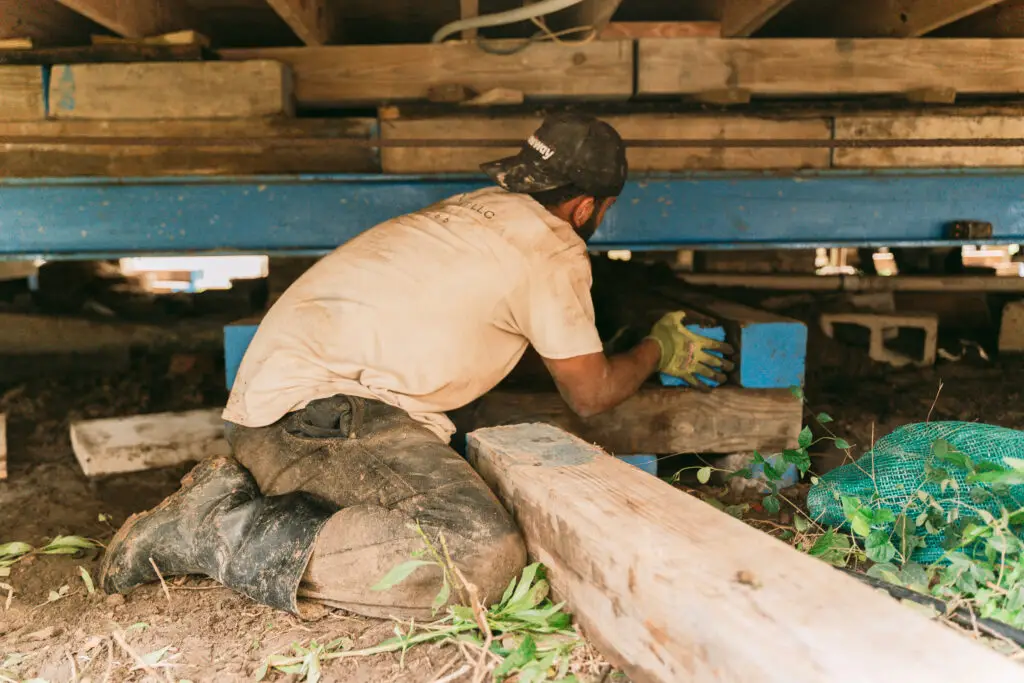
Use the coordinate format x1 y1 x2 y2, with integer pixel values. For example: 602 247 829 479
481 113 628 198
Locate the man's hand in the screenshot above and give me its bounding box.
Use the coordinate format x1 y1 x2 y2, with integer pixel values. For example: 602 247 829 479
646 311 735 389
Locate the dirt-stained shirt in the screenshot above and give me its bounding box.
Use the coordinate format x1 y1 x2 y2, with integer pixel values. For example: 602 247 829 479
222 187 604 443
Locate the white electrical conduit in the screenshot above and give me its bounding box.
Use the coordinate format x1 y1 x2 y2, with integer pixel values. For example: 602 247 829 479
431 0 588 43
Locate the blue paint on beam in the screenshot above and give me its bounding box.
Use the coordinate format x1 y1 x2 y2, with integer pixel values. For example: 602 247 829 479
5 170 1024 258
224 321 259 390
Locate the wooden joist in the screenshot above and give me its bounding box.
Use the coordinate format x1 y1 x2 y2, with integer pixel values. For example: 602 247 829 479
220 41 634 107
721 0 796 37
265 0 336 46
0 0 103 46
0 118 378 177
0 66 44 120
70 408 230 477
0 414 6 481
379 110 830 173
466 424 1024 683
834 113 1024 167
814 0 1006 38
936 0 1024 37
455 387 801 454
599 21 720 39
637 38 1024 99
48 60 294 119
52 0 198 39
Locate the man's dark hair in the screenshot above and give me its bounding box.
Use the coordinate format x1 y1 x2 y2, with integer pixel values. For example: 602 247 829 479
528 184 609 209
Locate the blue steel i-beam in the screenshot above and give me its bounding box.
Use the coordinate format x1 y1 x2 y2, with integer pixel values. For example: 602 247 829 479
3 170 1024 259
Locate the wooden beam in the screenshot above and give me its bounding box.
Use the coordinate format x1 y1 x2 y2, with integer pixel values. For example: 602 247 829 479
0 66 45 120
48 61 293 119
599 21 721 39
0 0 104 46
0 42 204 65
0 118 377 177
265 0 336 46
379 110 829 173
467 424 1024 683
453 387 801 454
638 38 1024 98
720 0 796 37
70 408 230 477
221 41 634 107
777 0 1007 37
834 113 1024 168
0 414 6 480
937 0 1024 36
459 0 478 40
52 0 198 39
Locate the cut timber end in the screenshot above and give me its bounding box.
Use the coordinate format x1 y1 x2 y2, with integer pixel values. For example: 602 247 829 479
0 66 45 120
467 423 1024 683
70 408 229 477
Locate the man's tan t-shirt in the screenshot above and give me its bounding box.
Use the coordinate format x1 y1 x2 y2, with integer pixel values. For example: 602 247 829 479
222 187 604 443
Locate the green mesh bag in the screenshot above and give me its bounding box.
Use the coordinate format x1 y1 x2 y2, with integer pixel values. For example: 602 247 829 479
807 422 1024 564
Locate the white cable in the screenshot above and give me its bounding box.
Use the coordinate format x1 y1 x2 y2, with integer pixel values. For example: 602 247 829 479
431 0 588 43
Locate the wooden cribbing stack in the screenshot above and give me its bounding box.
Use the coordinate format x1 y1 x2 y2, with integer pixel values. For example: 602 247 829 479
467 423 1024 683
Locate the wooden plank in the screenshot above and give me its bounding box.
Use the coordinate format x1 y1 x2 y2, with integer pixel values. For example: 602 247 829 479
0 42 204 65
935 0 1024 37
466 423 1024 683
0 38 33 49
638 38 1024 98
265 0 335 46
600 21 720 39
0 0 105 46
220 41 634 107
380 111 830 173
90 29 210 47
0 117 378 176
819 0 1005 37
48 60 294 120
455 387 801 454
835 113 1024 167
0 66 44 120
720 0 796 37
70 408 230 477
53 0 198 39
459 0 478 40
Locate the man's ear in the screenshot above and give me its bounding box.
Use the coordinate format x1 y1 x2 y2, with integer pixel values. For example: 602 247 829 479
570 196 596 228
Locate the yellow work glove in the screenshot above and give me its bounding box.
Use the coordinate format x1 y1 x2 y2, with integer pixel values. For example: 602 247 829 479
646 311 736 389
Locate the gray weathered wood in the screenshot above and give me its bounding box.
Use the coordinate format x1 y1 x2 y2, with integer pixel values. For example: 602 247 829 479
70 408 229 477
48 60 293 119
456 387 801 454
467 424 1024 683
720 0 795 37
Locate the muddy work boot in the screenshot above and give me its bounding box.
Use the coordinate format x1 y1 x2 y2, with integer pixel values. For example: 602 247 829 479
100 456 337 615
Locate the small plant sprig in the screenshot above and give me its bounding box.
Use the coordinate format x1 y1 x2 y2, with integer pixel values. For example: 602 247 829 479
0 535 98 576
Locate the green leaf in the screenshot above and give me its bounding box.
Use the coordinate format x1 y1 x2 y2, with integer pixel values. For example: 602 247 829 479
872 508 895 525
0 542 32 559
762 495 781 514
761 460 782 482
141 646 171 667
41 536 95 553
866 562 903 585
752 451 765 465
794 516 811 533
730 467 754 480
789 386 805 400
783 449 812 475
494 635 537 678
798 426 813 449
850 514 872 538
816 412 833 424
431 580 450 615
507 563 541 608
78 566 94 595
865 530 898 564
371 560 433 591
696 467 712 485
808 530 852 566
834 438 851 450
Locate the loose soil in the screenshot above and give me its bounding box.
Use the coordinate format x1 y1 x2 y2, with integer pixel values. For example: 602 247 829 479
2 341 1022 682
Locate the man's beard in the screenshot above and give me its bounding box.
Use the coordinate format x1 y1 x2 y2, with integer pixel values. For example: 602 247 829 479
573 211 601 242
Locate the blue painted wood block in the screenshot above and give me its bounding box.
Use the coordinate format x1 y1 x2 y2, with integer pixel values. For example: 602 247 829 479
616 454 658 476
657 295 807 390
224 321 259 390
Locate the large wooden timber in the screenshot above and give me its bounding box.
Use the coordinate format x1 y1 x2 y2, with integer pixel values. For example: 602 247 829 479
834 113 1024 167
379 109 830 173
0 66 45 120
220 41 634 107
467 423 1024 683
456 387 801 454
638 38 1024 98
49 60 293 119
0 118 377 176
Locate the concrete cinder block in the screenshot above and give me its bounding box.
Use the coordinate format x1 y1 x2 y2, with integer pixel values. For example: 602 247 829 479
820 311 938 368
999 300 1024 353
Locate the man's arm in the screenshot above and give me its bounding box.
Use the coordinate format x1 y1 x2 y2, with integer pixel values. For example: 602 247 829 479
541 339 661 418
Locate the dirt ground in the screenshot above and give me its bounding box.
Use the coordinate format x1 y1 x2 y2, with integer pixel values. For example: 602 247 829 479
1 338 1022 682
